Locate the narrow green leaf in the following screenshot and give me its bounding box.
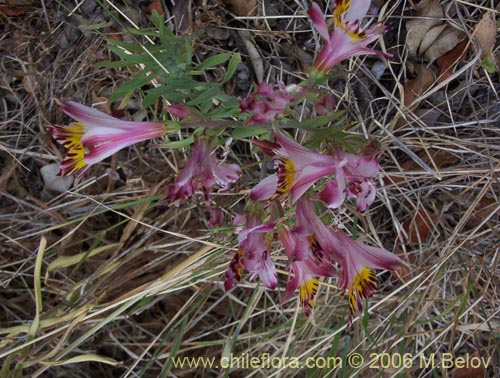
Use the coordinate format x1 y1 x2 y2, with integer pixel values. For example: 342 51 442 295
197 52 231 70
282 112 345 129
231 126 268 140
109 75 155 102
159 136 194 149
160 316 188 378
187 86 221 106
222 53 241 83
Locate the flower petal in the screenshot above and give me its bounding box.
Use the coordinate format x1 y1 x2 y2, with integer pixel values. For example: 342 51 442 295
308 2 331 42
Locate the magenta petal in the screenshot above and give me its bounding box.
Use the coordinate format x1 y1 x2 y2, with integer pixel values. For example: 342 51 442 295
308 2 331 42
214 163 242 191
250 175 278 201
290 165 337 204
319 180 346 209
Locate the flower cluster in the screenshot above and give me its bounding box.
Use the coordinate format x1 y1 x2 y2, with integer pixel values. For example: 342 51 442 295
308 0 390 78
49 0 402 324
224 131 402 321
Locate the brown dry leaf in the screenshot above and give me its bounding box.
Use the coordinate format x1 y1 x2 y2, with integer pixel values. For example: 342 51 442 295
172 0 192 33
436 39 468 81
406 0 466 61
468 196 499 228
0 4 30 16
223 0 257 17
402 207 437 244
146 0 163 16
473 12 497 58
421 149 460 169
424 27 466 61
451 366 485 378
403 65 435 107
105 26 124 42
406 0 443 56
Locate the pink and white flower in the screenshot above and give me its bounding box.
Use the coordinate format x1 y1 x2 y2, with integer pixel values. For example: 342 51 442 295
319 149 379 211
291 199 402 319
278 203 337 316
308 0 390 77
251 131 338 204
239 82 296 125
224 214 277 291
166 138 242 205
329 230 402 319
51 101 165 177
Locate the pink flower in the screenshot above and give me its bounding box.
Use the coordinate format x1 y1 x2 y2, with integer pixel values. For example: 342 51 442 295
308 0 390 77
166 103 203 121
330 230 402 319
278 205 337 316
51 101 165 177
224 215 277 290
166 138 242 205
251 131 338 204
293 199 402 319
315 93 337 116
319 149 379 211
239 82 296 125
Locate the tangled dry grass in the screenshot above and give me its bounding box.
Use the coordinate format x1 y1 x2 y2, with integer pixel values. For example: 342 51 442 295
0 0 499 377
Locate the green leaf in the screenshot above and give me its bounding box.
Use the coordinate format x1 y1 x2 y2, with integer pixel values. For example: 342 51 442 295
482 56 498 73
197 52 232 70
159 136 194 149
282 111 345 129
187 86 221 107
231 126 268 140
222 53 241 83
109 74 155 102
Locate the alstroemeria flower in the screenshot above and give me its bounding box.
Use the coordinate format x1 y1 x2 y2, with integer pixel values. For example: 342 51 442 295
308 0 390 77
319 149 379 211
51 101 165 177
292 198 402 319
251 131 338 204
330 230 402 319
224 215 277 290
166 138 242 205
279 214 337 316
239 82 297 125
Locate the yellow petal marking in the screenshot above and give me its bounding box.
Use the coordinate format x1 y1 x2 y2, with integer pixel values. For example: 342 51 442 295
348 267 377 316
273 157 296 198
60 122 87 173
299 277 319 313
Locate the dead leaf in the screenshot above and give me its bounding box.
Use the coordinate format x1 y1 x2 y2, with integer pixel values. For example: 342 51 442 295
474 12 497 58
105 26 124 42
172 0 192 33
223 0 257 16
146 0 163 16
424 27 465 61
403 65 435 107
406 0 443 56
436 39 468 81
0 4 30 16
406 0 466 61
403 207 437 244
421 149 460 169
468 196 500 228
451 366 485 378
